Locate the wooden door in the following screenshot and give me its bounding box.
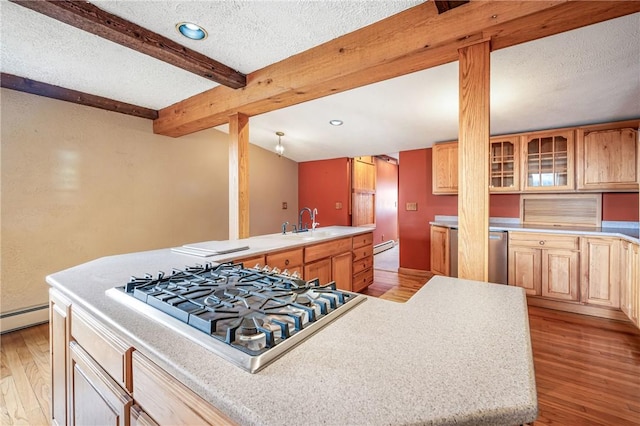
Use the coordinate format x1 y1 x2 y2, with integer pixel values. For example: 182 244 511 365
580 237 620 308
541 249 579 301
430 225 449 276
303 258 332 285
50 289 71 426
332 251 353 292
351 156 376 226
432 142 458 194
508 246 541 296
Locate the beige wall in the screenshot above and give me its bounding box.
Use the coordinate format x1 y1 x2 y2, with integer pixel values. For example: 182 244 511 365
249 145 299 236
0 89 298 315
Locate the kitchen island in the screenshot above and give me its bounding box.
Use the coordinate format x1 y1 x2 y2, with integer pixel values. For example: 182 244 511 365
47 226 538 426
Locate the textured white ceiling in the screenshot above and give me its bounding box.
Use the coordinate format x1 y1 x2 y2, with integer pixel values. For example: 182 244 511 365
1 1 638 162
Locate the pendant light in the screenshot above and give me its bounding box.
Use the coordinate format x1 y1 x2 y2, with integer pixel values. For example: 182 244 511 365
275 131 285 157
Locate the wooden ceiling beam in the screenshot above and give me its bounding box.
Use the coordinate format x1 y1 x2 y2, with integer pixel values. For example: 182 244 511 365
434 1 470 15
10 0 246 89
153 1 640 138
1 73 158 119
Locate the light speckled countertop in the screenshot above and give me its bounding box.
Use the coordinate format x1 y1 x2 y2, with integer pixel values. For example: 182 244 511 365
430 217 640 243
47 226 538 426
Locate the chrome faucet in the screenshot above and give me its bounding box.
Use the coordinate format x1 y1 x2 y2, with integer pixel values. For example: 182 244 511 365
298 207 313 232
281 221 289 234
312 208 319 230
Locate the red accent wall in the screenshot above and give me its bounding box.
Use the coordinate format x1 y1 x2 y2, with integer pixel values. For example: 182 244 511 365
400 148 522 271
602 193 639 221
490 194 521 218
373 158 398 245
398 149 432 270
298 158 351 226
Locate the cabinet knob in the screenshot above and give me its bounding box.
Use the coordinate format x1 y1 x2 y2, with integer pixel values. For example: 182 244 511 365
285 259 290 266
539 241 545 246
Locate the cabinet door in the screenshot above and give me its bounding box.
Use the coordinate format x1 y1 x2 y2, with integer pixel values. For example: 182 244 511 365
620 241 632 318
132 352 235 426
489 136 520 192
432 142 458 194
522 130 574 191
541 249 580 301
578 128 638 191
631 244 639 327
508 246 542 296
430 225 450 276
332 251 353 292
304 258 332 285
580 238 620 308
69 342 132 426
50 289 71 426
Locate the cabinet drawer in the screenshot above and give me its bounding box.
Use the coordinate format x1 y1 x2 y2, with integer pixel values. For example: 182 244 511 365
231 254 265 269
353 268 374 293
131 405 159 426
71 306 133 392
132 351 235 426
352 257 373 275
70 342 132 426
305 237 352 263
353 245 373 262
352 232 373 249
266 248 303 270
509 232 579 250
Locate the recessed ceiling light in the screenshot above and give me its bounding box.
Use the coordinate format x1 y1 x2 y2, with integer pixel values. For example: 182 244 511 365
176 22 208 40
329 119 343 126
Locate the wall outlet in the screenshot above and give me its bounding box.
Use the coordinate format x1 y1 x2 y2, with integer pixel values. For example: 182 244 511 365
282 202 288 210
406 202 418 211
335 202 343 210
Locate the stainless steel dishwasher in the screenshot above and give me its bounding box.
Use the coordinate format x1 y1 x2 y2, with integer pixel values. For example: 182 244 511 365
449 229 508 284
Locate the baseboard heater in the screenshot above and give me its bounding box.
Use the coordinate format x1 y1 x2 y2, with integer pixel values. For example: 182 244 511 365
374 240 396 255
0 304 49 334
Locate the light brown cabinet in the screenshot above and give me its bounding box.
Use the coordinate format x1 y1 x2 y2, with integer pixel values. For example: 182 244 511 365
577 127 638 191
266 248 303 276
69 342 132 426
333 251 355 292
521 130 575 192
580 237 621 308
352 232 374 292
631 244 637 313
304 236 353 290
132 351 234 425
490 136 520 192
304 258 332 285
508 232 580 302
49 290 237 426
432 141 458 194
620 241 633 319
430 225 450 276
50 289 71 426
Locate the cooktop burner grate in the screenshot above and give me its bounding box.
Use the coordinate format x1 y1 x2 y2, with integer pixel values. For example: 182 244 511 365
107 262 365 373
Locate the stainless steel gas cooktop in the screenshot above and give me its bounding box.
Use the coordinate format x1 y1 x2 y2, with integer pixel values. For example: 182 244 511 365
106 262 365 373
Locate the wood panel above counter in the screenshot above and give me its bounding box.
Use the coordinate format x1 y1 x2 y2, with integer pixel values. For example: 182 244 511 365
432 119 639 194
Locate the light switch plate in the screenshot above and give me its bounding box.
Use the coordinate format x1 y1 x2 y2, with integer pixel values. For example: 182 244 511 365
406 202 418 211
282 202 288 210
335 202 343 210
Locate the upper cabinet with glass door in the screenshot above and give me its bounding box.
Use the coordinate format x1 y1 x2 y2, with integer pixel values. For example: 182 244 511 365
522 130 575 192
489 136 520 192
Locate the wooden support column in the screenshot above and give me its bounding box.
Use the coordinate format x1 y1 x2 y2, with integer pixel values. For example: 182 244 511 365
458 40 490 282
229 113 250 239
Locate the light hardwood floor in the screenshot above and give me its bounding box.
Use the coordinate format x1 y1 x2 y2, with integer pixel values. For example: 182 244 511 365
2 271 639 425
